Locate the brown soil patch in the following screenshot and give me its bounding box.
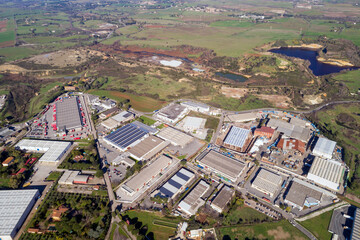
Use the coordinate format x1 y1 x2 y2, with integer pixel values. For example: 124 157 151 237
28 49 104 67
0 20 7 32
178 78 191 83
221 86 249 99
0 64 28 73
0 40 14 48
303 94 324 105
255 94 292 109
267 226 291 240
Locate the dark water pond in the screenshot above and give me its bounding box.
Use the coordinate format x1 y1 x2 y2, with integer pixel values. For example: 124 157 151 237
215 72 248 82
270 47 358 76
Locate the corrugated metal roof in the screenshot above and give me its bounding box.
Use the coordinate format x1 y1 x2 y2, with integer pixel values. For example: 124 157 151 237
251 168 282 196
223 126 250 148
313 137 336 159
159 168 194 198
351 208 360 240
308 157 344 185
56 97 82 130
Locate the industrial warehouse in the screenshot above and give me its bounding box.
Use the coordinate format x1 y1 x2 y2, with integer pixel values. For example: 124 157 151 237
157 168 195 199
101 111 134 130
197 150 246 182
0 189 40 240
267 118 311 143
128 135 169 161
15 139 71 164
157 127 193 147
312 137 337 160
210 186 235 213
178 180 210 216
251 168 283 198
222 126 251 152
307 157 346 191
155 103 187 124
104 123 150 151
121 155 173 196
55 97 83 132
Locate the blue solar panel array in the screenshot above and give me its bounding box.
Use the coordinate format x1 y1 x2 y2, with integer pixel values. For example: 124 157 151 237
159 168 194 198
104 123 148 149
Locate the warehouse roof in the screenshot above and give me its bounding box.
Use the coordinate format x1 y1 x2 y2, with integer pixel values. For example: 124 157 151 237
351 208 360 240
56 97 82 130
0 189 39 237
157 104 187 121
157 127 193 147
178 180 210 215
226 112 258 122
211 186 234 211
267 118 311 142
181 101 210 110
159 168 194 198
128 135 169 160
73 174 89 183
101 107 119 116
131 121 158 134
104 123 149 150
183 116 206 130
101 118 120 129
308 157 344 186
58 170 80 185
290 117 309 128
15 139 71 163
223 126 250 148
124 155 172 193
251 168 282 196
112 111 134 122
313 137 336 159
198 150 245 181
284 179 322 208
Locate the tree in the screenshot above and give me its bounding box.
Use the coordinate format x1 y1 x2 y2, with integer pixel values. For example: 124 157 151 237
8 176 20 189
95 169 103 178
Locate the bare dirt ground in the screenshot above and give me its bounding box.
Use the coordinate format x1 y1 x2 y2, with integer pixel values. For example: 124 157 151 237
267 226 291 240
221 86 249 99
0 20 7 32
255 94 292 108
28 49 104 67
303 94 324 105
0 64 28 74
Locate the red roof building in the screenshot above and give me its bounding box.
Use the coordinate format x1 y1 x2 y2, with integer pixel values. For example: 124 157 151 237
254 126 275 139
277 138 306 153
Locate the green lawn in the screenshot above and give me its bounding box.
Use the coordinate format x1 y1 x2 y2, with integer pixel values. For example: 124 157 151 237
210 94 273 111
333 69 360 93
219 220 307 240
300 211 333 240
125 210 183 240
224 206 271 225
45 171 63 181
138 115 156 126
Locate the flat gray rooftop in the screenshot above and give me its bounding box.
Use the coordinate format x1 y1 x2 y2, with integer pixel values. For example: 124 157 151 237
284 180 322 207
56 97 82 130
211 186 234 210
128 135 169 160
157 104 186 120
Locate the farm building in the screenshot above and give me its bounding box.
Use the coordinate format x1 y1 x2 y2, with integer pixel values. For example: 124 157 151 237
156 103 187 124
55 97 82 132
122 155 173 196
277 138 306 153
180 101 210 113
15 139 71 164
307 157 345 191
181 116 206 132
222 126 251 152
225 112 259 122
210 186 235 213
254 126 275 139
178 180 210 216
128 135 170 161
284 178 323 211
0 189 40 240
158 168 195 199
267 118 311 143
157 127 193 147
197 150 245 182
103 123 150 151
312 137 336 160
251 168 282 197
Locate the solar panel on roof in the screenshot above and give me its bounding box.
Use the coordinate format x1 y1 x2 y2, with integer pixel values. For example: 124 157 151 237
176 171 190 181
167 179 183 189
159 187 175 197
105 124 148 149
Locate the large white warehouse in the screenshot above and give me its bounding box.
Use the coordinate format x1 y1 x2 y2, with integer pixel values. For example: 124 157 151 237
312 137 336 160
0 189 40 240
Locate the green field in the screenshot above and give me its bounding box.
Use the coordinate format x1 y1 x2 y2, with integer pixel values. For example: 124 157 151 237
138 115 156 126
219 220 307 240
224 206 271 225
210 20 255 28
210 95 273 111
125 210 182 240
88 89 167 112
45 171 63 181
300 211 333 240
333 69 360 93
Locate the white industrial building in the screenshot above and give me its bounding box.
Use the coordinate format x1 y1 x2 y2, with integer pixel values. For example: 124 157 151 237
0 189 40 240
178 180 210 216
15 139 71 164
226 112 259 122
307 157 345 191
157 127 193 147
58 170 81 185
155 104 188 124
182 116 206 132
312 137 336 160
180 101 210 113
251 168 282 197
